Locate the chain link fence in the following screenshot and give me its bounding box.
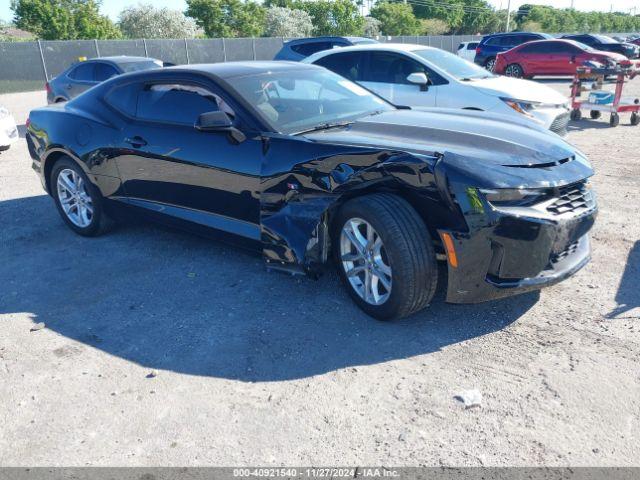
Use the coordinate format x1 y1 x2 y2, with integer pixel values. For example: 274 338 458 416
0 35 483 94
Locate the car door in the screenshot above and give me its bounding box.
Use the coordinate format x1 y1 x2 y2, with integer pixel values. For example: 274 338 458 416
65 62 98 99
107 77 264 241
361 51 437 107
517 42 545 73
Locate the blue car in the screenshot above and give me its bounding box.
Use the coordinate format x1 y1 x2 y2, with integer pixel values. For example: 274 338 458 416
274 36 378 61
474 32 552 71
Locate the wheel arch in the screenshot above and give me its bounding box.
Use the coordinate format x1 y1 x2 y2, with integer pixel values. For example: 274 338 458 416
42 148 89 194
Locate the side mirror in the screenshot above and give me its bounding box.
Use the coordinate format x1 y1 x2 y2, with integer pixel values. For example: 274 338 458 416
195 111 246 144
407 72 429 91
195 111 233 131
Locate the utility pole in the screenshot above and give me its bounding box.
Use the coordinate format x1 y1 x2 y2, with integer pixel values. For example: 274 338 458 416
570 0 574 9
505 0 511 32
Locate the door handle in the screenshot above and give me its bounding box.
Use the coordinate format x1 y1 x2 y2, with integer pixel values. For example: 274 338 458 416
124 136 147 147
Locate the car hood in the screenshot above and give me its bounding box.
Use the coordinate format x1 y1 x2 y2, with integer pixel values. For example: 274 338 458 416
468 76 568 105
303 109 592 188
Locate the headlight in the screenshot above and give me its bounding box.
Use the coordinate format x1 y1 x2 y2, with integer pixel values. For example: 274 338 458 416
479 187 545 206
500 97 541 118
0 107 9 119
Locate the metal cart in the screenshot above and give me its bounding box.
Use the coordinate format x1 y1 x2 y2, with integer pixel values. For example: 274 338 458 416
569 62 640 127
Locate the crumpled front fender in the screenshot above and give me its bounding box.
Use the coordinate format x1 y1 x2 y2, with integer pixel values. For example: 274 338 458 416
259 137 442 275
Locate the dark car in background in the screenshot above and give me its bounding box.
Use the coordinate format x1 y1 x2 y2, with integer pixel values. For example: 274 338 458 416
273 36 378 61
560 34 639 59
474 31 552 71
27 61 597 320
494 39 627 78
46 56 163 104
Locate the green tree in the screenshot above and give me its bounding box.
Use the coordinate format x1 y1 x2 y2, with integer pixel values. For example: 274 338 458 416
370 2 420 35
420 18 448 35
11 0 120 39
185 0 266 38
292 0 364 36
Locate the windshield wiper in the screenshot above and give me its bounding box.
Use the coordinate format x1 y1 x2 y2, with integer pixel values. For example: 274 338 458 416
293 120 355 135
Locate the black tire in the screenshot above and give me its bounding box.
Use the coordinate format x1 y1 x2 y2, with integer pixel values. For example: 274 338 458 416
631 112 639 126
590 110 601 119
484 57 496 72
610 113 619 127
50 156 114 236
505 63 524 78
570 109 582 121
333 193 437 320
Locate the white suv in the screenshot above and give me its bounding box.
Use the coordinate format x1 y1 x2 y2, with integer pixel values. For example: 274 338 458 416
304 43 571 136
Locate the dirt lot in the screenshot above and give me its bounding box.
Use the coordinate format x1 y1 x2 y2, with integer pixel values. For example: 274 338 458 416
0 80 638 467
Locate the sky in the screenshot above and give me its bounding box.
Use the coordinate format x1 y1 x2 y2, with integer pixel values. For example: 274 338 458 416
1 0 638 23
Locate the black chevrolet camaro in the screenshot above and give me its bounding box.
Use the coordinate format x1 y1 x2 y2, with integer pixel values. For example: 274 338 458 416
27 61 597 319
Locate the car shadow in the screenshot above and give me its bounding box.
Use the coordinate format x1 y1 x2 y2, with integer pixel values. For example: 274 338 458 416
607 240 640 319
1 195 539 382
567 119 638 131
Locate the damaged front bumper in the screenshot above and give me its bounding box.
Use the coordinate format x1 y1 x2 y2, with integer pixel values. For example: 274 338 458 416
440 182 597 304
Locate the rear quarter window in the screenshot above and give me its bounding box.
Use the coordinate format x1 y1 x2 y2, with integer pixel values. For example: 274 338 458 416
104 82 142 117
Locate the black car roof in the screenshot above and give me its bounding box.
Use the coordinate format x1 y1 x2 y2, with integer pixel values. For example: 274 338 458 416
167 61 323 79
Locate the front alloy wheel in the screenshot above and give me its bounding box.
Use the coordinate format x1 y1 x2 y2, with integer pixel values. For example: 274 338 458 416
340 218 392 305
334 194 438 320
56 168 94 228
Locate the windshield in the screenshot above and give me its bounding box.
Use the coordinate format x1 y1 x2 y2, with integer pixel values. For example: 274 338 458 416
230 69 394 134
120 60 163 73
412 48 493 80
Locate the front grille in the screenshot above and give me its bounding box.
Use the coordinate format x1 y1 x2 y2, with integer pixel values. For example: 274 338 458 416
550 112 570 136
550 240 580 265
546 181 593 216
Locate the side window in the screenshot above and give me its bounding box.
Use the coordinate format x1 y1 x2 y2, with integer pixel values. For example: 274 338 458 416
68 63 95 81
500 36 518 47
467 42 479 50
364 52 428 85
94 63 119 81
520 43 539 54
314 52 364 81
549 42 573 54
292 42 333 57
136 83 234 125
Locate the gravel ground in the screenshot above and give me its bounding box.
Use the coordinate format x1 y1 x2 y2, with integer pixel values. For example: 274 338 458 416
0 80 638 467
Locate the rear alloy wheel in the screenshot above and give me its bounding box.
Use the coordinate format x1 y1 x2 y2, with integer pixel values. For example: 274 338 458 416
51 157 113 236
334 194 437 320
484 57 496 72
504 63 524 78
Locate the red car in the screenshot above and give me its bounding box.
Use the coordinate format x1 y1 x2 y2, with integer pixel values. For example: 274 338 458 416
494 39 627 78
